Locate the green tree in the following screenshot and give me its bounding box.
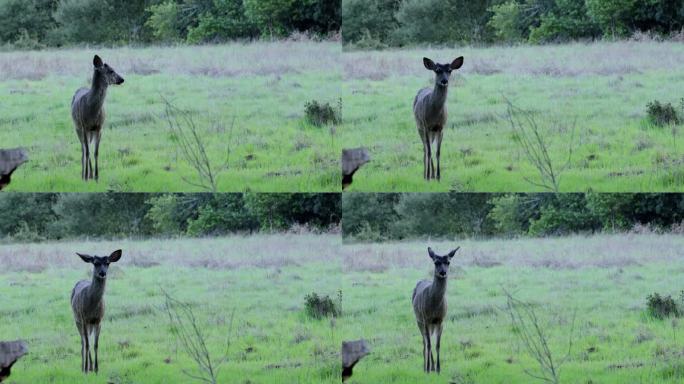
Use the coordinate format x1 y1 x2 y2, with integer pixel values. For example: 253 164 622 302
244 0 341 37
586 0 637 37
53 0 152 44
342 0 401 45
0 0 58 46
0 194 57 240
341 193 400 240
51 193 152 238
394 0 501 44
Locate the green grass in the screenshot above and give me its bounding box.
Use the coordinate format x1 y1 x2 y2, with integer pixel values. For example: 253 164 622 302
341 41 684 192
0 42 341 192
340 233 684 383
0 234 343 383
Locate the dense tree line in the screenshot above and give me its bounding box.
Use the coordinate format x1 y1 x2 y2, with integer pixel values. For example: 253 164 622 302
342 0 684 47
0 193 341 242
342 193 684 240
0 0 341 48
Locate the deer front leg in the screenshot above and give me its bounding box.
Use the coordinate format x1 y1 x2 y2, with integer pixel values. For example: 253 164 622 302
79 329 86 372
94 324 101 373
82 130 91 180
82 323 91 372
93 130 101 182
424 131 433 180
424 324 433 372
436 323 443 373
436 131 443 181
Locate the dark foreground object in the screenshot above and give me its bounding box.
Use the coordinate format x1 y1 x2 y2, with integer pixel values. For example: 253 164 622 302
342 148 370 190
0 340 28 382
0 148 28 190
342 339 370 382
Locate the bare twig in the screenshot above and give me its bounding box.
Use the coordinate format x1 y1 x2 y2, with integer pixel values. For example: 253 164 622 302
163 290 234 384
161 97 233 192
504 98 575 192
503 289 576 384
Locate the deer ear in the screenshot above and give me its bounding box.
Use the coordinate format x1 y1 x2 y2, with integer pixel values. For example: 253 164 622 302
427 247 436 259
450 56 464 70
447 247 460 259
76 253 94 263
108 249 122 263
93 55 103 68
423 57 436 70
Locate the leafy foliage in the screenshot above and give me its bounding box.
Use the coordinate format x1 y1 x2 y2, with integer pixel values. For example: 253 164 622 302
304 291 340 319
0 193 340 242
304 99 341 127
646 292 680 319
344 0 684 46
0 0 340 46
343 193 684 240
646 100 681 126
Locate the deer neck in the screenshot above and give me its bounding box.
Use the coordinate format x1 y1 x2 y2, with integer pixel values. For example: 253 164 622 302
428 83 448 115
87 71 108 111
85 274 107 307
428 275 448 305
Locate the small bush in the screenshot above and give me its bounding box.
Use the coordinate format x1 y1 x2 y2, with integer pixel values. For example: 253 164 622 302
304 100 341 127
304 292 340 319
646 100 680 126
647 293 680 319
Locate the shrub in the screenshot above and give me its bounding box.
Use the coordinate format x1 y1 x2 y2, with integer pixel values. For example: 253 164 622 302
304 99 341 127
647 293 680 319
304 292 340 319
647 100 680 126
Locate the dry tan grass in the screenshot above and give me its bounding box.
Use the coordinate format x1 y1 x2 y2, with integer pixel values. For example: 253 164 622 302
343 41 684 80
0 234 343 273
341 233 684 272
0 41 341 81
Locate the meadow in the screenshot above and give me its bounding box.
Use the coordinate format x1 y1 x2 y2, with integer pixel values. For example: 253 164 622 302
340 233 684 383
0 234 344 383
341 41 684 192
0 41 341 192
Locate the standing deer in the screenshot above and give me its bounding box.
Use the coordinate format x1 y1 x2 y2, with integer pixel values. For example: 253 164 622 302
413 56 464 180
412 246 460 373
71 249 122 373
71 55 124 181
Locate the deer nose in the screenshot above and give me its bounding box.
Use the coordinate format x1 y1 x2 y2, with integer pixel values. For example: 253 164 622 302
99 272 106 278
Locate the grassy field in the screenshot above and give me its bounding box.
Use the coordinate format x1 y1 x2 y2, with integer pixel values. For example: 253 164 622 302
0 41 341 192
341 41 684 192
340 233 684 383
0 234 343 383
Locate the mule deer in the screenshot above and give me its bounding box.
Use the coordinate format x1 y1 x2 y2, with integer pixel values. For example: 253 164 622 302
0 148 28 190
71 55 124 181
71 249 122 373
342 147 371 190
412 246 460 373
413 57 464 180
0 340 28 382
